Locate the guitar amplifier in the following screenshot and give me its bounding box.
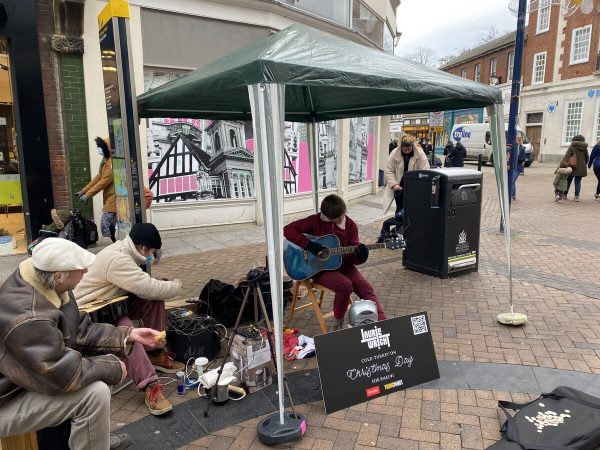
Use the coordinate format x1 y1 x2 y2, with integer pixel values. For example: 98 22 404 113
166 310 221 363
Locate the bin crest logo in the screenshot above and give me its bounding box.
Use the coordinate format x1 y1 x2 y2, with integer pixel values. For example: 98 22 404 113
458 230 467 244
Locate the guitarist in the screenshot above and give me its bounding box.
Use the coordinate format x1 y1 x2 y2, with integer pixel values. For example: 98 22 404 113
284 194 387 330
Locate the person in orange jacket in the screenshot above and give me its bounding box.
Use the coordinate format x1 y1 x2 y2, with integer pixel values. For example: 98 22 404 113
76 137 117 242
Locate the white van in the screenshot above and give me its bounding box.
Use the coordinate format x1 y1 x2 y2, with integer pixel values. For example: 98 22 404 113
450 123 534 166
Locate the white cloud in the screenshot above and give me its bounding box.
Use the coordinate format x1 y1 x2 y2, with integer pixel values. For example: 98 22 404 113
395 0 518 60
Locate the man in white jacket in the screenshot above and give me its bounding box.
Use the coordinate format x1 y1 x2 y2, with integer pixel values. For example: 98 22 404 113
74 223 183 416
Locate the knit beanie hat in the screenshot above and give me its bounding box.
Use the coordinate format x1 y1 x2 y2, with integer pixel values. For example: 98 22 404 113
51 209 71 230
129 223 162 249
571 135 585 142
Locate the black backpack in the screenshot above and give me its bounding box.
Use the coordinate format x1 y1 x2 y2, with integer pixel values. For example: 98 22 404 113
487 386 600 450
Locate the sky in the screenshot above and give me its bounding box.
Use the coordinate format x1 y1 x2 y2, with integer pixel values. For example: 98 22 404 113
395 0 519 61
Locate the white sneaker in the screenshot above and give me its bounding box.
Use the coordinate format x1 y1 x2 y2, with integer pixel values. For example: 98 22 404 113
574 196 579 202
555 195 561 203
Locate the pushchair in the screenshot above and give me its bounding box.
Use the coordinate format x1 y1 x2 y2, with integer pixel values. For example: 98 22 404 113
377 209 404 243
28 200 98 254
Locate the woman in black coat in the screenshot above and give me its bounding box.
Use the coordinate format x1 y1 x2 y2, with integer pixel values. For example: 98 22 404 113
447 141 467 167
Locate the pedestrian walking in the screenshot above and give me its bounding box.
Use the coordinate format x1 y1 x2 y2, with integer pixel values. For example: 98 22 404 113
75 137 117 241
588 138 600 201
553 161 572 203
510 136 526 200
562 135 589 202
447 141 466 167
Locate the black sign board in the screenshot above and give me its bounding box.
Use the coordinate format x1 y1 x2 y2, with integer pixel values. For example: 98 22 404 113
314 312 439 414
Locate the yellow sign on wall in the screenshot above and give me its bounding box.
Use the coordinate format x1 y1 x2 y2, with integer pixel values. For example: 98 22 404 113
0 174 22 205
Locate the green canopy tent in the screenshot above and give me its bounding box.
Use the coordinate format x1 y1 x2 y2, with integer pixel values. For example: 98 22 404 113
137 23 513 435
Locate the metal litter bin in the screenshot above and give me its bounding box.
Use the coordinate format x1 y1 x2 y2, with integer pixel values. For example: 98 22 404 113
402 168 482 278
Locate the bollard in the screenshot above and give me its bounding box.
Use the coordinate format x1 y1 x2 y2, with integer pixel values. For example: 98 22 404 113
477 153 483 172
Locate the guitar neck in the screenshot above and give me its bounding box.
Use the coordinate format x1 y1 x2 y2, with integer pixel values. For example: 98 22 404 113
328 242 387 256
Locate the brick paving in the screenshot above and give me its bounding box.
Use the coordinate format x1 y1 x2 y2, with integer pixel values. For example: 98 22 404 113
2 162 599 449
109 162 600 449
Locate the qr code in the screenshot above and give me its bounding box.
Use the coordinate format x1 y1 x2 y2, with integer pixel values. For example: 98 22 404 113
411 315 428 335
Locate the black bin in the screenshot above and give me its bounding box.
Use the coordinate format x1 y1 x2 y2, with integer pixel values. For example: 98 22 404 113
402 168 482 278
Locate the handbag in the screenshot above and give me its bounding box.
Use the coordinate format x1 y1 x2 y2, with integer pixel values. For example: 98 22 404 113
568 153 577 169
486 386 600 450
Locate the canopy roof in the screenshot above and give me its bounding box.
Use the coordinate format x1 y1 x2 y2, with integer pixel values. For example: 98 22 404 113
137 24 502 122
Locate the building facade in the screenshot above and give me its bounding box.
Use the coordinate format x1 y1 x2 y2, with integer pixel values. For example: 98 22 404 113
520 0 599 162
0 0 400 253
440 1 600 163
81 0 400 231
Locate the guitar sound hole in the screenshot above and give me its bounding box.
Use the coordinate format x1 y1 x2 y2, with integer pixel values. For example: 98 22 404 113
318 248 330 260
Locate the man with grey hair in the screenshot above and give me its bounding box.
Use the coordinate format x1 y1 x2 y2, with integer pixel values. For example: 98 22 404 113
0 238 163 450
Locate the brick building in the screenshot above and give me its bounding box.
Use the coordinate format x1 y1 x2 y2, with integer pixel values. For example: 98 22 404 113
440 1 600 163
520 0 600 162
440 31 518 124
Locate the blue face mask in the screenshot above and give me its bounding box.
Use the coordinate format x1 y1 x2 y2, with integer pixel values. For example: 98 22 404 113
97 147 104 156
145 254 154 265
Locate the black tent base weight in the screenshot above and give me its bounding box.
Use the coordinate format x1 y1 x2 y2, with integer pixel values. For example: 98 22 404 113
257 412 306 446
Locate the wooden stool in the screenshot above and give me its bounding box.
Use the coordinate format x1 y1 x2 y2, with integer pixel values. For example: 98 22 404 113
288 280 351 334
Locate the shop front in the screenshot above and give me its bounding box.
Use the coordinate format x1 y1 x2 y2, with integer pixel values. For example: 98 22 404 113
0 0 53 254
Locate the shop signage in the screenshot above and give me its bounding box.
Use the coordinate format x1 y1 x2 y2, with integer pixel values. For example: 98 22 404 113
314 312 439 414
429 111 444 127
98 0 145 239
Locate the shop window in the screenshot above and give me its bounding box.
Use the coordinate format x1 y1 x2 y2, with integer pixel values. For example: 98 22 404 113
0 37 25 254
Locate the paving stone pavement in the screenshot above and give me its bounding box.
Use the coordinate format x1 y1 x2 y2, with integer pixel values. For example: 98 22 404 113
2 162 600 449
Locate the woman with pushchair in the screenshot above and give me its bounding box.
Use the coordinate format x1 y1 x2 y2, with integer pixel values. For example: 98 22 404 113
76 137 117 242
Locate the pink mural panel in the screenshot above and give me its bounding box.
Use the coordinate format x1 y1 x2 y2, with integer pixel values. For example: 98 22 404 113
175 177 183 192
245 139 254 153
367 133 374 181
297 141 311 193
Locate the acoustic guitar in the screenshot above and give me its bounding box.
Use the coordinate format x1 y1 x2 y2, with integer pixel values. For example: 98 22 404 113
283 233 405 281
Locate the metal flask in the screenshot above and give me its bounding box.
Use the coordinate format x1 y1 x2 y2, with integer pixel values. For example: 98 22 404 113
212 375 234 405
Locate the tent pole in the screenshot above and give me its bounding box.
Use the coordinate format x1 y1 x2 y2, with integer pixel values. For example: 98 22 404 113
488 103 526 325
307 118 320 213
248 83 286 424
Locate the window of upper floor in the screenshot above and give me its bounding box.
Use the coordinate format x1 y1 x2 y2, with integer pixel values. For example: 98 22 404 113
532 51 547 84
570 25 592 65
383 22 394 54
461 68 467 78
536 0 551 34
489 59 498 81
352 1 384 48
474 63 481 82
282 0 351 28
507 52 514 81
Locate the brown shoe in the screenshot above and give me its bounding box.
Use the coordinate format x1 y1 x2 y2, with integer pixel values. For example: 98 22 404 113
147 351 185 373
144 382 173 416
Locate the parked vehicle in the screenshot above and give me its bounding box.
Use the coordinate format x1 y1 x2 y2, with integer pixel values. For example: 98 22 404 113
451 123 534 167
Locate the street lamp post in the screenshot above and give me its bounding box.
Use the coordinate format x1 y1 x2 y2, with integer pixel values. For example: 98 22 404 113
506 0 527 204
